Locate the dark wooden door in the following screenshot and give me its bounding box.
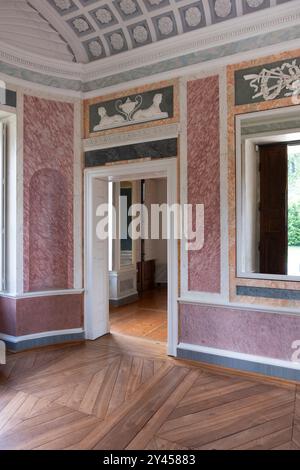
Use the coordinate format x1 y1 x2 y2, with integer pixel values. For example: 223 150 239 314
259 143 288 275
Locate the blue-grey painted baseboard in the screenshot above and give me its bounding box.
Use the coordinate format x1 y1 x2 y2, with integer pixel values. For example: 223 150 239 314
236 285 300 300
177 347 300 382
5 332 85 352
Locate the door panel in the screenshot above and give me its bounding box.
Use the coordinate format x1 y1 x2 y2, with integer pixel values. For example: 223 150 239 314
259 143 288 275
86 177 109 340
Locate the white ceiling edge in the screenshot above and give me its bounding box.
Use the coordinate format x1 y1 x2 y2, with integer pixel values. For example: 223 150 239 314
0 0 299 88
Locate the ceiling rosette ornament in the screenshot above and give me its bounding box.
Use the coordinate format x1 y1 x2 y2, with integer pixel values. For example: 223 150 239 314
119 0 137 15
158 16 174 35
110 32 125 50
95 8 113 24
214 0 232 18
73 17 90 33
185 6 202 27
133 25 148 44
88 40 103 57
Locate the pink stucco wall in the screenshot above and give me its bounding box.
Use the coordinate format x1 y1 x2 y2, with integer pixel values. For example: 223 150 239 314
180 303 300 362
187 76 221 293
23 95 74 292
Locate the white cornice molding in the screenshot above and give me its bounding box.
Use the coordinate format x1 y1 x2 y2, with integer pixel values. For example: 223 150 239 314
83 123 180 151
0 41 83 79
0 1 299 90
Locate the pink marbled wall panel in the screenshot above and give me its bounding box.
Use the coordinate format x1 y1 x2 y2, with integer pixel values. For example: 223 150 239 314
180 303 300 362
23 95 74 292
16 294 83 336
0 297 17 336
187 76 220 293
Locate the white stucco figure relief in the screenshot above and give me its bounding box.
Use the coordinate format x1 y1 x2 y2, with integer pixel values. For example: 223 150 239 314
133 94 168 121
92 92 169 132
214 0 232 18
243 60 300 101
93 107 125 131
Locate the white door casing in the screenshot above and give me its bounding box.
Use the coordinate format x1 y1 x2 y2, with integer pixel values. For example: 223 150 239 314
84 158 178 356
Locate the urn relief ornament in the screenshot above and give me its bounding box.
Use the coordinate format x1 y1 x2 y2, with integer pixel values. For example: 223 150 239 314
92 92 169 132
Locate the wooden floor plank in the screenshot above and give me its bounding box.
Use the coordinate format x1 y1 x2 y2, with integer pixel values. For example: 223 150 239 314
0 326 299 451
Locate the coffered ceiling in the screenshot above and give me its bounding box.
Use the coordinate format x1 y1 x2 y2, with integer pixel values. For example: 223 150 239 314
0 0 293 64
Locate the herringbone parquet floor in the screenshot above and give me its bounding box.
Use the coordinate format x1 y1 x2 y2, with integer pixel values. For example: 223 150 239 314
0 334 299 450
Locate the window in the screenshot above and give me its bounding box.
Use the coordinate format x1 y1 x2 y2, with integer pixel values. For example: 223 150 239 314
236 108 300 280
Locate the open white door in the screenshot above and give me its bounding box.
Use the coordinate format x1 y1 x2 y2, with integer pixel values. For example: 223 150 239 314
85 176 109 340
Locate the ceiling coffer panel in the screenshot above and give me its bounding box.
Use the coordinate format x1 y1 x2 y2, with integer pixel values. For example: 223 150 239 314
0 0 294 64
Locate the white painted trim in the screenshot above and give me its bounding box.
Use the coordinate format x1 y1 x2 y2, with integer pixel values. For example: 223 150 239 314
179 295 300 317
83 123 179 152
178 342 300 371
0 328 84 344
0 289 84 299
84 158 178 356
73 99 83 290
236 106 300 283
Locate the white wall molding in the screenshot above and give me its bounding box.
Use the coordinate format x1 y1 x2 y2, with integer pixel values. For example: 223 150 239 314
83 123 179 152
177 342 300 371
0 289 84 300
179 294 300 317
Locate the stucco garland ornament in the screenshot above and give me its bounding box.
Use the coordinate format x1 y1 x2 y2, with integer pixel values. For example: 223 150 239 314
110 32 125 50
54 0 72 10
158 16 174 35
88 40 103 58
73 18 90 33
185 7 202 27
214 0 232 18
244 60 300 101
120 0 137 15
95 8 113 24
246 0 264 7
133 25 148 44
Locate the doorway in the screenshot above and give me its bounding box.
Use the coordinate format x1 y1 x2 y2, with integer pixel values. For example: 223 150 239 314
109 176 168 342
84 158 178 356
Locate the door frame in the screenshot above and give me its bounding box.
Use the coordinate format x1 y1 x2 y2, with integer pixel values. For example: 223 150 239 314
84 158 178 356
